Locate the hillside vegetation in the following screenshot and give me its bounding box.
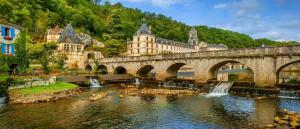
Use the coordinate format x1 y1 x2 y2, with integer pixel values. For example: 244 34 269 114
0 0 297 48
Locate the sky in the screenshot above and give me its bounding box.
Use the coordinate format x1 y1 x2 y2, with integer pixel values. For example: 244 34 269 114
109 0 300 42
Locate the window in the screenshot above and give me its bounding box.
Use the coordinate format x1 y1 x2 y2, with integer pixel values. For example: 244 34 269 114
137 49 140 53
137 43 140 47
71 45 75 51
146 37 148 41
5 28 10 36
5 45 10 54
77 45 81 51
64 44 70 51
137 37 140 41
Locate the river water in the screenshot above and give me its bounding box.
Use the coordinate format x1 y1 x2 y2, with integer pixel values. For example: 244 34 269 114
0 86 300 129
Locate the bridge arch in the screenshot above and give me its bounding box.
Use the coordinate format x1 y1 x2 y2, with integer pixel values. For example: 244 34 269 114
208 60 254 82
97 65 108 75
136 65 155 77
114 66 127 74
276 60 300 84
85 64 93 71
166 62 195 79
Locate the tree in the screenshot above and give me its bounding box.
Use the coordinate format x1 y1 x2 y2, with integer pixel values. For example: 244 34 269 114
15 31 29 73
104 39 125 57
28 42 57 74
53 54 68 70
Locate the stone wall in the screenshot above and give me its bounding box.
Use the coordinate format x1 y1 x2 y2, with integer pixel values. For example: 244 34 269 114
9 77 57 90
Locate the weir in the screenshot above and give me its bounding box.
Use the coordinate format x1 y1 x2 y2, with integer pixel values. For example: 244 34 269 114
90 78 102 88
278 90 300 99
207 81 234 97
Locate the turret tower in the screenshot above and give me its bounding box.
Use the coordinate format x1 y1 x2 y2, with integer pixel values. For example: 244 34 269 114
188 27 198 46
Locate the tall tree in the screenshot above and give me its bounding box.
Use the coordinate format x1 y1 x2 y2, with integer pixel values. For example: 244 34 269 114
14 31 29 73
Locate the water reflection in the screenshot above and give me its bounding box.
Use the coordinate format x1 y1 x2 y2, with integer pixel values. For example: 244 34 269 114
0 86 299 129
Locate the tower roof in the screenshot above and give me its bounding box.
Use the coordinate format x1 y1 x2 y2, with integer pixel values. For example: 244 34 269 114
57 23 81 44
136 19 152 35
48 25 63 35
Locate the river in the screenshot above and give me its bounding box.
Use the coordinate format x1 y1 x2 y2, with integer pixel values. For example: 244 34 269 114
0 86 300 129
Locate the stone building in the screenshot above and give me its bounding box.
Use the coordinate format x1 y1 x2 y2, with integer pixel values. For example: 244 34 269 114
47 24 104 70
126 22 228 56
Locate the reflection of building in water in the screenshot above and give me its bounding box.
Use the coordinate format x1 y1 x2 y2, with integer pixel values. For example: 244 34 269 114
177 66 195 79
217 63 254 82
278 62 300 83
126 20 228 56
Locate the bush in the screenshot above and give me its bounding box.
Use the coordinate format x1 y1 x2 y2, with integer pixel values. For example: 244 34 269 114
0 65 9 72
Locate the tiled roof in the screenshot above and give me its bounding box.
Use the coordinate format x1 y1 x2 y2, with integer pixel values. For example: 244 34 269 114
57 24 81 44
48 25 62 35
156 38 194 48
207 43 228 48
136 23 152 35
0 18 22 29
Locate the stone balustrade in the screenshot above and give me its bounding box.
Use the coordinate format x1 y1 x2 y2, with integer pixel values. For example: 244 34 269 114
100 45 300 63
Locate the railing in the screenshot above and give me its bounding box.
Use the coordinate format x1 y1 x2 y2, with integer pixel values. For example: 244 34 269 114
99 45 300 63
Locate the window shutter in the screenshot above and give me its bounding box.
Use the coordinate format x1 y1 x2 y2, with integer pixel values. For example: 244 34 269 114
1 43 5 54
1 27 5 36
11 44 15 54
11 28 15 38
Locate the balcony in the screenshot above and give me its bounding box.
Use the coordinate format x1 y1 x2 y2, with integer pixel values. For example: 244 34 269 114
4 36 13 40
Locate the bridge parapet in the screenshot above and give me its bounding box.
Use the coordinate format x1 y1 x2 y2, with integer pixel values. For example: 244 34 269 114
100 45 300 63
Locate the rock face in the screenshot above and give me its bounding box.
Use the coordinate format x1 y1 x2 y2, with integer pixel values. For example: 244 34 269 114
89 92 108 101
9 88 81 104
265 109 300 129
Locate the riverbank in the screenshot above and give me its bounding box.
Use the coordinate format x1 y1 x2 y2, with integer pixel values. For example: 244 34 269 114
8 82 81 104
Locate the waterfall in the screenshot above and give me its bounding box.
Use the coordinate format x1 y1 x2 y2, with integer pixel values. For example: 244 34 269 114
278 90 300 99
90 78 102 88
206 81 234 97
0 96 6 107
135 78 140 85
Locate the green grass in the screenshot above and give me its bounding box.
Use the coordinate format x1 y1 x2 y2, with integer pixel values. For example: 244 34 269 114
10 82 78 95
0 75 9 82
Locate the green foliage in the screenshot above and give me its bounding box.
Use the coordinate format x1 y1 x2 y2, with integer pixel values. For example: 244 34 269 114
103 39 125 57
15 31 29 73
287 79 300 84
53 54 68 70
27 42 58 74
0 65 9 73
0 0 298 49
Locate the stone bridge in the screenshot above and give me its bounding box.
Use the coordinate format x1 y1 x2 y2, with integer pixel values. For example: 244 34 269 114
92 45 300 87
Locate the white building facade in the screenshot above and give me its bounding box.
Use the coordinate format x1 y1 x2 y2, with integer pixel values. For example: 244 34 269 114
126 22 228 56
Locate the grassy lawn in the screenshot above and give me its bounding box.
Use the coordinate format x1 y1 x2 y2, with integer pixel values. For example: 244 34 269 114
10 82 78 95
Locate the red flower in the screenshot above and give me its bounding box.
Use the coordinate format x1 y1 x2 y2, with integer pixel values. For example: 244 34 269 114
4 36 12 40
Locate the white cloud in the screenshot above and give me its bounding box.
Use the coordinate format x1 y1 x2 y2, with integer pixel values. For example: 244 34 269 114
297 34 300 41
213 3 227 9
